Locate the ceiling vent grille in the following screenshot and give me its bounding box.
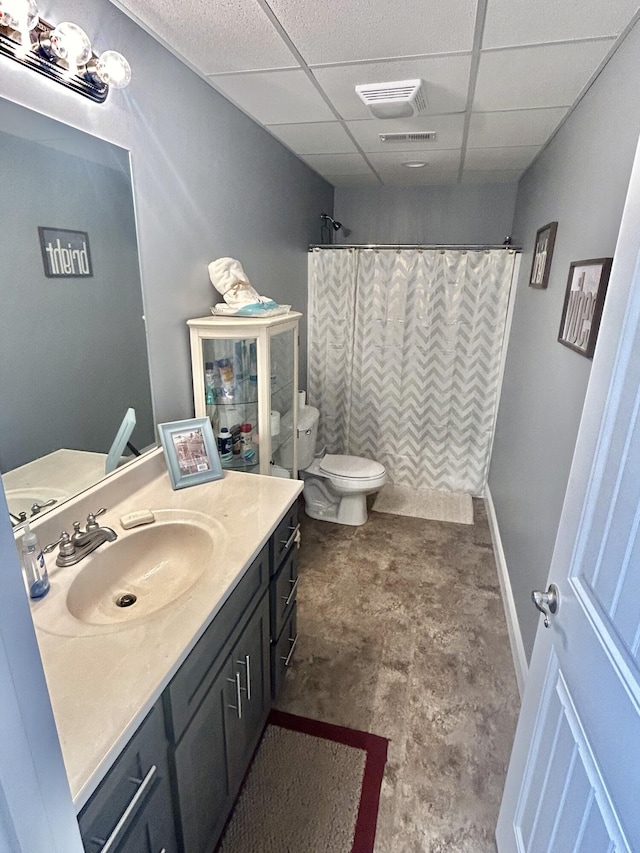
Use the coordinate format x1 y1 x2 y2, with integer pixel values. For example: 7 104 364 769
379 131 437 143
355 79 427 119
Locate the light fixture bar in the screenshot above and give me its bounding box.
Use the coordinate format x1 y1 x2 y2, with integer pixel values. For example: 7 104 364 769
0 13 129 102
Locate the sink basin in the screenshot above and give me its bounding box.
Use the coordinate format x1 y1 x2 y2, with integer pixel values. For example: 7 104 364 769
6 486 70 518
65 520 215 627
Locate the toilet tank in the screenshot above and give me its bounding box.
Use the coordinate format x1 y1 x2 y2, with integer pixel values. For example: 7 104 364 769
278 405 319 470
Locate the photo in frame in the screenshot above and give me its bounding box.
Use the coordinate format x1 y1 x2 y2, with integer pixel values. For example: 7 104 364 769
529 221 558 289
158 417 223 490
558 257 613 359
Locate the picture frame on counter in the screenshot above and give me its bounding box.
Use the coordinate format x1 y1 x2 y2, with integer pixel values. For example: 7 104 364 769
529 221 558 289
558 257 613 359
158 417 223 489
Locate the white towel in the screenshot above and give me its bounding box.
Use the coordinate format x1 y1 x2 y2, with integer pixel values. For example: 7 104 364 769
208 257 288 317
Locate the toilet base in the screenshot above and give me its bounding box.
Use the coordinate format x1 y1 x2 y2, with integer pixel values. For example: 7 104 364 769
304 490 369 526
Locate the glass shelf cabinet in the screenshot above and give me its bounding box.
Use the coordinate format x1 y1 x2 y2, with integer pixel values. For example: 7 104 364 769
187 312 301 477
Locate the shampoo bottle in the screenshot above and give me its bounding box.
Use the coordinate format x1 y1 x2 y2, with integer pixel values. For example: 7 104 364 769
21 523 50 599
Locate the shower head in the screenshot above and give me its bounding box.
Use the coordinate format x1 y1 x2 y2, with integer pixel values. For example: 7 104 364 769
321 213 342 231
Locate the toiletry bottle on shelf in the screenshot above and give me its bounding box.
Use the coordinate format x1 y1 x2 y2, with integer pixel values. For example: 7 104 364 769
240 423 255 462
21 523 49 599
217 427 232 461
205 362 216 405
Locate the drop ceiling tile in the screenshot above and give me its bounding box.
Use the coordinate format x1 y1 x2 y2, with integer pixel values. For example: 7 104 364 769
266 122 358 154
368 149 462 171
114 0 297 73
324 174 383 187
346 114 465 152
313 54 472 120
474 41 615 111
266 0 478 64
377 170 461 186
483 0 639 49
461 169 523 184
301 153 375 176
465 146 541 170
468 108 567 147
208 70 335 124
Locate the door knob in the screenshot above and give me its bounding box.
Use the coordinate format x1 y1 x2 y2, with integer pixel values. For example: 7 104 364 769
531 583 559 628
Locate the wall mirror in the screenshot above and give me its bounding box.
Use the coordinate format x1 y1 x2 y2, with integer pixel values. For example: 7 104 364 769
0 98 155 526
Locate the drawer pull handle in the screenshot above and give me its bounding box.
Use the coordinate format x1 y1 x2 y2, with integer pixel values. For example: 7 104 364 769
236 654 252 701
281 576 299 608
281 633 298 668
227 671 243 719
280 523 300 553
92 764 157 853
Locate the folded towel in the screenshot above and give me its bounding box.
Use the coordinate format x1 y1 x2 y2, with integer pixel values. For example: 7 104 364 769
208 257 288 317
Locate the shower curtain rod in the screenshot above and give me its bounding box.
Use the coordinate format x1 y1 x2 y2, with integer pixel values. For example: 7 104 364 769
309 243 522 251
308 243 522 251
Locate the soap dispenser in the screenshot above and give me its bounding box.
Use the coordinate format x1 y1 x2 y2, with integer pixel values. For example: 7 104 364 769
21 523 50 599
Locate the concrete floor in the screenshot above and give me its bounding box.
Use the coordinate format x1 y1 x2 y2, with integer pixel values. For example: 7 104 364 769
276 498 520 852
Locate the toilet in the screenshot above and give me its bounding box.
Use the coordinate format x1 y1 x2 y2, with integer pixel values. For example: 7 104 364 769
279 404 386 526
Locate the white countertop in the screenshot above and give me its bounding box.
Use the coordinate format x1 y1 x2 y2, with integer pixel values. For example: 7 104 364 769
25 450 302 812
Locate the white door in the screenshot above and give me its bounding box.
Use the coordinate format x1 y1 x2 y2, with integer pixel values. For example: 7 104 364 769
497 138 640 851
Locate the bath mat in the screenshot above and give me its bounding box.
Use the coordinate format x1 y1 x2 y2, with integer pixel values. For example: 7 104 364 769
218 710 389 853
373 484 474 524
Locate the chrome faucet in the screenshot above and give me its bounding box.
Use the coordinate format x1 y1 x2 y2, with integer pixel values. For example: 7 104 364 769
44 508 118 568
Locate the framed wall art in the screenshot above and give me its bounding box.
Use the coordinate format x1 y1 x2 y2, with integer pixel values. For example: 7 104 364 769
158 417 223 489
529 221 558 289
558 257 613 358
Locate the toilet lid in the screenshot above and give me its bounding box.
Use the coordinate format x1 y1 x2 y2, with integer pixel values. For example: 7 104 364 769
320 454 385 479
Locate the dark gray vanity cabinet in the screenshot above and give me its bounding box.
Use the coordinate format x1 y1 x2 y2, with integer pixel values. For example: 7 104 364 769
164 542 271 853
269 503 300 699
78 505 299 853
78 703 178 853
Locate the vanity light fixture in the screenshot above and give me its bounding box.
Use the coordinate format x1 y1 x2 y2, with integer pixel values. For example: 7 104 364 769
0 0 131 102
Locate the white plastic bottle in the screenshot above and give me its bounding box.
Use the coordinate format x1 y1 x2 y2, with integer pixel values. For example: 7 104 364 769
21 523 50 599
217 427 233 461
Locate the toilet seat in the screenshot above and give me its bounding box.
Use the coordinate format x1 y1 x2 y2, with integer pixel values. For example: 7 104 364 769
319 454 385 480
318 454 386 491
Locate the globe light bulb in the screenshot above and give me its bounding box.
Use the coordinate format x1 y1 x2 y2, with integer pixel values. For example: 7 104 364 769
95 50 131 89
0 0 38 50
0 0 39 30
50 21 92 67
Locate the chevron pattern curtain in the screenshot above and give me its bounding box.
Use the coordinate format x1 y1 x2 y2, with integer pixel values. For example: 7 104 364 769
308 247 516 495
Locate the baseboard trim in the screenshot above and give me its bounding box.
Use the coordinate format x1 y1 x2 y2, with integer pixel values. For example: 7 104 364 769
484 486 528 698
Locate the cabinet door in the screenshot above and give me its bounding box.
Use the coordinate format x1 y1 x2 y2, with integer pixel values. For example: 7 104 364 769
173 659 234 853
79 704 177 853
111 778 179 853
225 594 271 794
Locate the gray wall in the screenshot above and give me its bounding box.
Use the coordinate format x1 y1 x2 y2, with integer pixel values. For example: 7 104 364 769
0 0 332 430
489 19 640 661
333 183 518 244
0 127 154 471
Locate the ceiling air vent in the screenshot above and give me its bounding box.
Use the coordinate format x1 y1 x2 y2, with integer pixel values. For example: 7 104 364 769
355 79 427 119
379 131 437 143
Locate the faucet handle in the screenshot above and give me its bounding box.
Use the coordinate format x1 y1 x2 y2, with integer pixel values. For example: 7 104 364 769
86 508 107 531
44 531 75 557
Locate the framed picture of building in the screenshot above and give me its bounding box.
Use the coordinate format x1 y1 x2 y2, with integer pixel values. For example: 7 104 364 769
558 258 613 358
158 417 222 489
529 221 558 289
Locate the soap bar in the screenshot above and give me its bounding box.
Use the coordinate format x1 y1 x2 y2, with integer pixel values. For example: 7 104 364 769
120 510 155 529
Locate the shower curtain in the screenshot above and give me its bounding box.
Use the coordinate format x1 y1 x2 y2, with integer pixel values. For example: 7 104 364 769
307 247 516 495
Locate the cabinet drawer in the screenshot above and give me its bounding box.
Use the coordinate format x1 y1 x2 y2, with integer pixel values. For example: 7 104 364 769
270 545 297 642
165 543 269 743
271 602 297 700
271 502 299 574
78 703 176 853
